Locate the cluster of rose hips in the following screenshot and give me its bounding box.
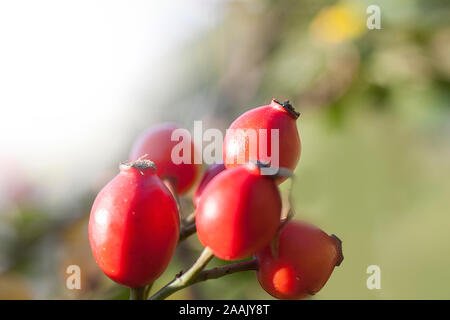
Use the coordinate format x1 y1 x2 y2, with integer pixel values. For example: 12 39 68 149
89 99 343 300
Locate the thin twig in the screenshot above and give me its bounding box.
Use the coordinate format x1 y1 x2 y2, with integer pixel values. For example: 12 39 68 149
195 258 258 282
149 247 215 300
144 282 154 299
130 286 147 300
179 222 197 242
183 210 196 225
149 254 258 300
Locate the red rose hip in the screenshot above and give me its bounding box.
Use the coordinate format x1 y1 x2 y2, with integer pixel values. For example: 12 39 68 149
129 123 201 194
256 220 343 299
193 163 226 208
195 162 282 261
88 160 180 288
223 99 301 181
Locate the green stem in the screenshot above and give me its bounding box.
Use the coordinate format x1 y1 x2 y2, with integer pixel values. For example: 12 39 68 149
179 222 196 242
149 247 215 300
149 254 258 300
130 286 147 300
144 282 154 299
183 211 196 225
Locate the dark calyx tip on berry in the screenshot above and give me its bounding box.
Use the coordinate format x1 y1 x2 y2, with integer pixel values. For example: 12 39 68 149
330 234 344 266
248 159 271 169
121 158 157 171
273 98 300 119
247 160 293 179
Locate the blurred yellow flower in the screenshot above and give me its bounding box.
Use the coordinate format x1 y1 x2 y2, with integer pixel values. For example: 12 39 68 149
310 2 365 44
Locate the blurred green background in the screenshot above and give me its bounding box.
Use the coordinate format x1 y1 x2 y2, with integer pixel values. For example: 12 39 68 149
0 0 449 299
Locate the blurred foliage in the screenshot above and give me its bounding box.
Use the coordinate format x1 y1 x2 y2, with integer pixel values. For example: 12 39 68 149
1 0 450 299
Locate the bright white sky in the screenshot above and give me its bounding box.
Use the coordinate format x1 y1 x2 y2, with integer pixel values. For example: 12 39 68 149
0 0 223 205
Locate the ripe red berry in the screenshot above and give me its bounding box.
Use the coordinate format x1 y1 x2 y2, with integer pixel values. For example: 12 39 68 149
88 160 180 288
223 99 301 181
196 162 282 261
193 163 226 208
255 220 343 299
129 123 201 194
